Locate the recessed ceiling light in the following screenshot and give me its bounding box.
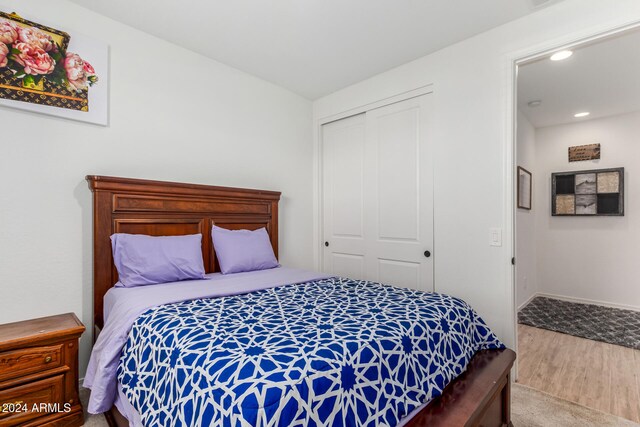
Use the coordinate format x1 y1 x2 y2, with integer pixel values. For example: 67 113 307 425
528 100 542 108
574 112 590 118
550 50 573 61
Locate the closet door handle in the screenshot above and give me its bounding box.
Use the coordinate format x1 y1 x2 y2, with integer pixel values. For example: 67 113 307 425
424 250 431 258
325 242 329 247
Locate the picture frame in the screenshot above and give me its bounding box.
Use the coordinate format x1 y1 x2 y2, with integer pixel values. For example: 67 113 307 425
517 166 532 210
0 10 109 125
551 167 624 216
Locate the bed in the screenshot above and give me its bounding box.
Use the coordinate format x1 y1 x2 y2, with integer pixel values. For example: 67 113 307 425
84 175 516 427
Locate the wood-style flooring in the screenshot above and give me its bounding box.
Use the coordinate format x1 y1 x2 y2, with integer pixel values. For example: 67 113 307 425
517 324 640 423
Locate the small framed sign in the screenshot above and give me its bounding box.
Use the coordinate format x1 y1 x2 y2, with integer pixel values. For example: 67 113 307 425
568 143 600 162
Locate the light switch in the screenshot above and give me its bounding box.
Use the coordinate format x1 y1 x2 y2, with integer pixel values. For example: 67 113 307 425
490 228 502 247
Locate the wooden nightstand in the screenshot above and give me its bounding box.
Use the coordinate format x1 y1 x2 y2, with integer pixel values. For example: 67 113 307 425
0 313 85 426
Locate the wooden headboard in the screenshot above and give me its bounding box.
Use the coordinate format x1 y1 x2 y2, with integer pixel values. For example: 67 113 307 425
86 175 281 331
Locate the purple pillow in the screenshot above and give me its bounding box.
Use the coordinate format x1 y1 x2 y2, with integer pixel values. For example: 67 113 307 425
111 233 206 287
212 226 279 274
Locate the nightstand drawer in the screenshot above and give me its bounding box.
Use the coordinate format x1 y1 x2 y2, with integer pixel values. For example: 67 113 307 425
0 374 64 426
0 345 63 383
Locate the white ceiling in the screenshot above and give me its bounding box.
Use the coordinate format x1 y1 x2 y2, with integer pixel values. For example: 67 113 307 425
518 29 640 128
71 0 560 100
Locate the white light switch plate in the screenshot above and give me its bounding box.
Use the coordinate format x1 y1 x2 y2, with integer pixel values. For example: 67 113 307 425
490 228 502 247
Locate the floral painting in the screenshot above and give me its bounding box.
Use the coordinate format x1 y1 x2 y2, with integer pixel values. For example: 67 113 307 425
0 11 108 125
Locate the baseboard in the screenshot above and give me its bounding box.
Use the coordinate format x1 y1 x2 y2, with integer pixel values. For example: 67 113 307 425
534 292 640 312
517 292 539 311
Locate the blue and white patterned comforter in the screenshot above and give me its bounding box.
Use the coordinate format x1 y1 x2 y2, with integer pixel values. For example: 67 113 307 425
117 277 503 426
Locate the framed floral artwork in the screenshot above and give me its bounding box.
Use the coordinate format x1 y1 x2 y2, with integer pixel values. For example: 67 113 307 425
0 11 108 125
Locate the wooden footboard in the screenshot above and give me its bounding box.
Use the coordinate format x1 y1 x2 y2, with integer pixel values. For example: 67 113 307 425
104 348 515 427
406 348 516 427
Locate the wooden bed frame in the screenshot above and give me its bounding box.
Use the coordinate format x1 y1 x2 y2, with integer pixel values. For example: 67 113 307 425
87 175 516 427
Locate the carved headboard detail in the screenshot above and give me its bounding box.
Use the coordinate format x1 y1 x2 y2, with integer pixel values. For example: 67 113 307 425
86 175 280 331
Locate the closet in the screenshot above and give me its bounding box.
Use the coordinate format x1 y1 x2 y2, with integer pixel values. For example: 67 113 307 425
321 94 434 291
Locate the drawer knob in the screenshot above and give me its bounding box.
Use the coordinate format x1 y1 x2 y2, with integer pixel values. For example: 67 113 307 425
44 356 52 363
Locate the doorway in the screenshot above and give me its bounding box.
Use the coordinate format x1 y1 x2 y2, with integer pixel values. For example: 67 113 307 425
514 27 640 423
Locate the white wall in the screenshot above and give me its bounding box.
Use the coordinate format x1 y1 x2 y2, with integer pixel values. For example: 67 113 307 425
314 0 640 347
0 0 313 375
534 110 640 310
516 111 538 309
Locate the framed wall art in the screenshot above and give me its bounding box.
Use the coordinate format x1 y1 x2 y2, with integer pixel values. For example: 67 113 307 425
0 10 108 125
517 166 532 210
551 167 624 216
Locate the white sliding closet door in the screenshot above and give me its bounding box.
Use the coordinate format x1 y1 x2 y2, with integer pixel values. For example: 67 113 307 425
322 94 433 291
322 113 367 281
365 95 433 291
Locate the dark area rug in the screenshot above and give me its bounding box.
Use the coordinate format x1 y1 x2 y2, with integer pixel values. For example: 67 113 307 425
518 296 640 350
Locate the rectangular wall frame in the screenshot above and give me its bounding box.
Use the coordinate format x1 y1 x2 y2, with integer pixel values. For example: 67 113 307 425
551 167 624 216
